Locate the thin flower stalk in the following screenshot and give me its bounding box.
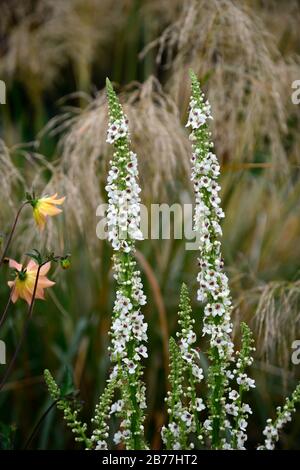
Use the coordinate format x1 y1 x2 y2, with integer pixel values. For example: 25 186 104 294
162 337 186 450
104 78 148 450
186 70 235 448
0 288 14 330
0 201 28 269
258 383 300 450
228 323 255 449
44 369 92 449
177 284 205 445
90 375 118 450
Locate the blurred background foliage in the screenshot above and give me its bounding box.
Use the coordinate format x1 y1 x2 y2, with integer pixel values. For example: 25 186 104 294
0 0 300 449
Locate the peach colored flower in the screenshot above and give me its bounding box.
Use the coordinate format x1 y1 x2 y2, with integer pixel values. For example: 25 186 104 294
32 194 65 231
8 259 55 305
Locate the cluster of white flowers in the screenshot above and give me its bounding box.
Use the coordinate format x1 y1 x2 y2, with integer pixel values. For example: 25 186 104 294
223 392 251 450
188 120 234 361
109 262 148 368
106 151 143 252
259 415 290 450
106 116 128 144
186 99 212 129
236 373 255 390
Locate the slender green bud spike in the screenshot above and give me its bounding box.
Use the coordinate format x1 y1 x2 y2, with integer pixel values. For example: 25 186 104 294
106 77 123 121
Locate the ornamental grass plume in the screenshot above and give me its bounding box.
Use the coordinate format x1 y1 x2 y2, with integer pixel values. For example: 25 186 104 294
148 0 300 171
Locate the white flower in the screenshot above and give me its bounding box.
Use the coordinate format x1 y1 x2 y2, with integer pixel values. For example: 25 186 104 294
242 404 252 415
187 330 196 344
135 345 148 358
169 422 180 436
107 118 128 144
265 439 275 450
195 398 206 412
123 358 137 374
181 411 193 427
192 364 204 382
229 390 239 401
173 442 181 450
110 399 124 415
239 418 248 432
263 424 278 439
225 403 239 417
237 373 255 389
182 352 194 363
95 440 107 450
203 419 212 431
222 443 232 450
236 430 247 449
113 431 124 445
186 107 207 129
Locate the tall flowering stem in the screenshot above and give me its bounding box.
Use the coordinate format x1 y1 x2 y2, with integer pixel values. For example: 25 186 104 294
186 71 234 448
105 79 148 450
162 283 205 450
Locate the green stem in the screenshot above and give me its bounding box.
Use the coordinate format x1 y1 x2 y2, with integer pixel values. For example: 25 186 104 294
0 289 13 330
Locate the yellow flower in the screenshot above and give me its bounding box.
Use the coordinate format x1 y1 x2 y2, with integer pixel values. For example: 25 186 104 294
8 259 55 305
32 193 65 231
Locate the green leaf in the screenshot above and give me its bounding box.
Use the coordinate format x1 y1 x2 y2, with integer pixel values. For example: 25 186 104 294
60 366 76 397
0 422 16 450
26 249 42 265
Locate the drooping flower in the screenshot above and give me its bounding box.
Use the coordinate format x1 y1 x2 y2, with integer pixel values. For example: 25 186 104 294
7 258 55 305
29 193 65 231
